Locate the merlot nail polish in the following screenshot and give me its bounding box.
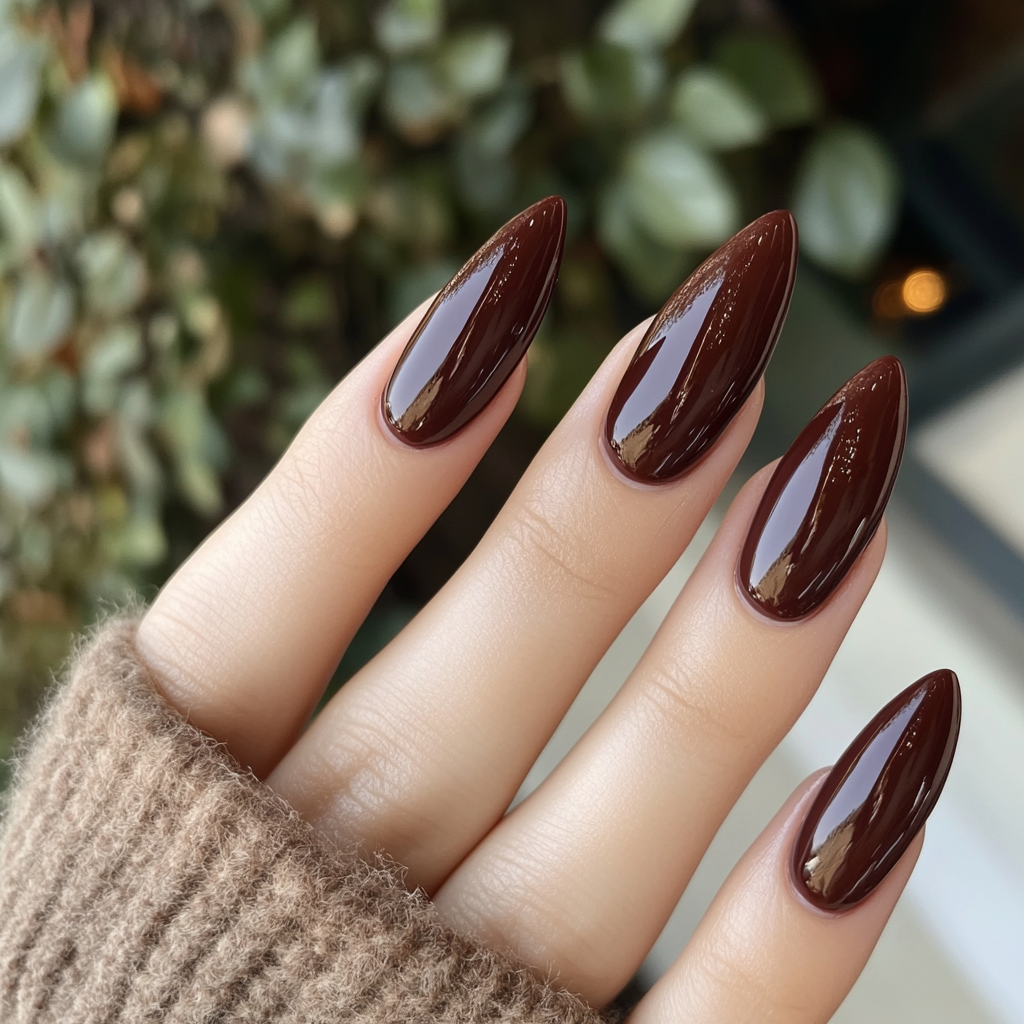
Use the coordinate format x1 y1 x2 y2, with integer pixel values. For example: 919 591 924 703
383 196 566 446
793 669 961 911
739 356 907 621
604 210 797 482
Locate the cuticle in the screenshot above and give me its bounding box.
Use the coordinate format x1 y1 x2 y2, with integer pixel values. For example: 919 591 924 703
375 397 456 453
731 564 818 628
783 772 856 920
596 423 701 491
733 519 885 628
786 860 863 920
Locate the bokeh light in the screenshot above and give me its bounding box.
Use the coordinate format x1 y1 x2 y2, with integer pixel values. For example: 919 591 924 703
901 268 947 314
872 268 948 319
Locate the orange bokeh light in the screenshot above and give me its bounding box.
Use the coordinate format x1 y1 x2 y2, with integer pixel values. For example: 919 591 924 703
901 269 947 314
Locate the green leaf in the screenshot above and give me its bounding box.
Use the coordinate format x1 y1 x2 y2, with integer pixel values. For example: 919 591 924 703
453 134 513 213
0 162 40 262
0 385 55 443
84 322 144 382
438 28 511 101
7 271 74 359
158 390 225 515
17 519 52 575
561 42 663 124
283 277 334 329
266 18 320 101
0 445 65 508
0 28 43 146
383 59 454 142
116 383 162 501
307 70 364 166
453 82 530 211
599 0 698 50
793 124 900 278
715 33 822 128
82 322 144 414
246 0 287 20
623 130 738 249
671 66 768 151
53 74 118 165
39 369 75 430
461 80 531 158
597 181 693 302
76 231 147 316
108 509 166 567
375 0 443 56
38 162 88 244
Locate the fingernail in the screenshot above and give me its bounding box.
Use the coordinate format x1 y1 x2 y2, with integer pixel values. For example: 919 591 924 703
739 356 907 621
604 210 797 482
793 669 961 911
382 196 566 446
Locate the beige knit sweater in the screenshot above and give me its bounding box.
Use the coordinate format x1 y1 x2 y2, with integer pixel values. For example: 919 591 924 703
0 621 614 1023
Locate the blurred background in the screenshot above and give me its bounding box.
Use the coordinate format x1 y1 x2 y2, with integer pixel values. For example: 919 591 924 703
0 0 1022 1019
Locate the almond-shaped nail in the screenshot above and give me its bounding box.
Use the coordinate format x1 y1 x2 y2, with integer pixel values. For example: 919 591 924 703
382 196 566 446
604 210 797 482
739 356 907 621
793 669 961 911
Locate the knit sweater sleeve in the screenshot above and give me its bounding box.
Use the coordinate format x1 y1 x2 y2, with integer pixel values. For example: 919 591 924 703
0 620 613 1024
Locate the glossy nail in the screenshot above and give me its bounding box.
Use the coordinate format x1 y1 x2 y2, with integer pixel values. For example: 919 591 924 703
382 196 566 446
739 356 907 620
604 210 797 482
793 669 961 911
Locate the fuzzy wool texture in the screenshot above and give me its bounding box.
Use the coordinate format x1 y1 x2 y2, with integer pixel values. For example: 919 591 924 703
0 620 614 1023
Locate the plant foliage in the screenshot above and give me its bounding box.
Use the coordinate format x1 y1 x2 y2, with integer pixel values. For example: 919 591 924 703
0 0 900 760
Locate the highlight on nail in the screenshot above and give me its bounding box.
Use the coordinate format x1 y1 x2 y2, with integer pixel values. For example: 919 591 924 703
792 669 961 911
604 210 797 483
739 356 907 621
383 196 566 447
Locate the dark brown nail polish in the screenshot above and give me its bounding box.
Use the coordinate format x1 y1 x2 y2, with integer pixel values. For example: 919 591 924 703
739 356 907 621
793 669 961 912
382 196 566 446
604 210 797 482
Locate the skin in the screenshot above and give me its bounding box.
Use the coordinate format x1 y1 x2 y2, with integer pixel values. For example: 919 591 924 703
137 299 917 1020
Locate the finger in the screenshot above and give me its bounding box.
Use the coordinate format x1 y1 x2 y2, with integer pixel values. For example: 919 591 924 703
136 197 566 775
434 358 908 1002
433 476 885 1002
631 779 923 1024
633 667 959 1024
271 213 797 890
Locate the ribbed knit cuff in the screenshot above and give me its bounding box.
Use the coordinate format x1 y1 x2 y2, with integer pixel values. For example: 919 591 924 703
0 620 612 1023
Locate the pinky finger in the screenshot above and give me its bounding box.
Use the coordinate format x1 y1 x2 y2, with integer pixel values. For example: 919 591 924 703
631 669 960 1024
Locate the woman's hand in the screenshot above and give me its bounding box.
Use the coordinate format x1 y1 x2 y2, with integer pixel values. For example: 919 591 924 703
133 202 957 1022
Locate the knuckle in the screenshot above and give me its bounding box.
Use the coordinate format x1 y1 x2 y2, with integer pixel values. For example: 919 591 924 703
503 499 615 602
269 441 337 528
692 931 769 1015
690 921 815 1022
638 661 751 753
319 704 441 846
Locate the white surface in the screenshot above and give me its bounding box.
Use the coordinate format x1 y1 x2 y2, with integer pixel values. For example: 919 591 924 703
916 361 1024 558
517 495 1024 1022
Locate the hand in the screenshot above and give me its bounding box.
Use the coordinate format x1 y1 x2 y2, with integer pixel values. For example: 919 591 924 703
134 202 956 1022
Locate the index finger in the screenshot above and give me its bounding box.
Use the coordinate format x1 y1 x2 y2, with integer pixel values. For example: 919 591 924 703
136 198 566 775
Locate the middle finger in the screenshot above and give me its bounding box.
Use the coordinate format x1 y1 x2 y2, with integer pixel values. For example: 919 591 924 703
270 212 797 892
